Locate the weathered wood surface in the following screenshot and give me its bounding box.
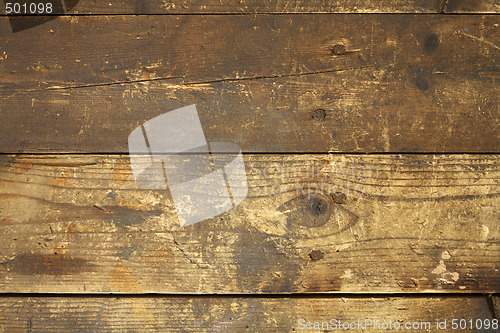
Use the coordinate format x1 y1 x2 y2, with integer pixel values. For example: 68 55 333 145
492 295 500 319
445 0 500 13
2 71 499 154
0 154 498 293
0 0 497 14
0 296 496 332
1 15 498 153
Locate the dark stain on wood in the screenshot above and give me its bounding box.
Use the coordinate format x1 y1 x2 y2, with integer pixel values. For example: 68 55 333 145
230 230 301 293
446 0 484 13
7 14 61 33
64 0 81 11
414 76 429 91
2 253 95 276
423 33 440 53
0 194 160 227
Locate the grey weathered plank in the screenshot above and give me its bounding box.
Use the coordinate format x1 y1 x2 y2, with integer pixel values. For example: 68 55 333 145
0 15 498 153
0 296 496 332
0 154 498 293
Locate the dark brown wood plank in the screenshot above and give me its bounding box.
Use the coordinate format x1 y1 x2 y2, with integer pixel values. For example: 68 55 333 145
491 295 500 320
1 14 497 90
0 154 498 293
1 0 497 14
1 69 498 154
445 0 500 13
0 0 443 15
0 296 496 332
0 15 498 153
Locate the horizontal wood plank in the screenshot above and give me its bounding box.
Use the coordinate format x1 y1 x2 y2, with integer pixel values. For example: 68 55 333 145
1 15 498 153
1 69 499 154
0 296 496 332
0 154 498 293
0 0 497 14
0 0 443 14
445 0 500 13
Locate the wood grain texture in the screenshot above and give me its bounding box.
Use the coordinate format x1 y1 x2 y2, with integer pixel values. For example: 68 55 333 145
0 296 496 332
1 0 497 14
445 0 500 13
491 295 500 320
0 154 498 293
0 0 443 14
1 15 498 153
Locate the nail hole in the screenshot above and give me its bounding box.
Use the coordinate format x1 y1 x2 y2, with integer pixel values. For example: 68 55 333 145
309 250 325 261
332 44 347 55
312 109 326 121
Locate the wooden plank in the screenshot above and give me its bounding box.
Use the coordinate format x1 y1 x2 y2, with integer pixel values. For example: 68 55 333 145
2 70 498 154
491 295 500 319
1 69 499 154
1 0 497 14
0 154 498 293
0 0 442 15
0 296 496 332
0 15 498 153
7 14 497 90
445 0 500 13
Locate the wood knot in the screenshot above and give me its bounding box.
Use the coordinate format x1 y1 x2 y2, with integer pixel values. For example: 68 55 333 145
277 193 333 228
308 196 329 216
415 77 429 91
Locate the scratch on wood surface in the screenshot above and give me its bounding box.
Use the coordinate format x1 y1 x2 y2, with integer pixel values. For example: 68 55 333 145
23 64 374 93
456 30 500 49
172 236 212 269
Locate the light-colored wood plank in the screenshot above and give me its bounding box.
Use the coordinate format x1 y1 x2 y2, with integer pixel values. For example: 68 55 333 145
0 296 496 332
0 154 498 293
